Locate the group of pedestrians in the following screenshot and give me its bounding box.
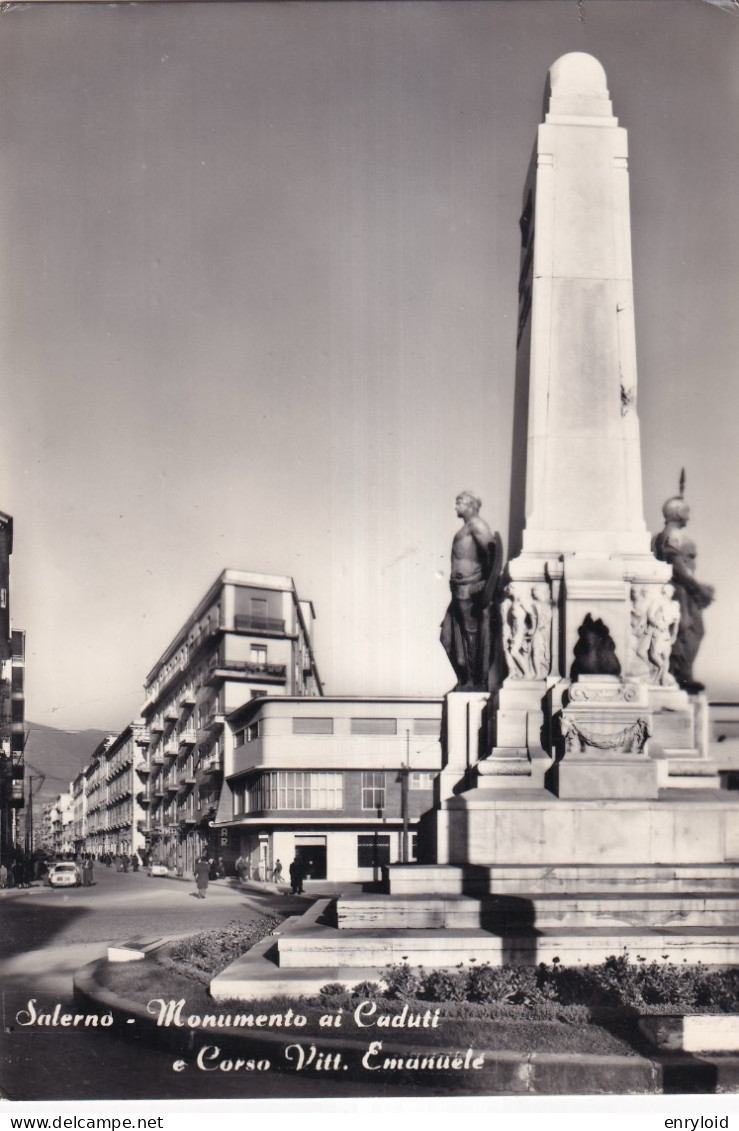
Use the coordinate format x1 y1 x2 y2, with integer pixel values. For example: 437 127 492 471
196 852 306 897
234 854 289 886
101 852 141 872
0 856 36 889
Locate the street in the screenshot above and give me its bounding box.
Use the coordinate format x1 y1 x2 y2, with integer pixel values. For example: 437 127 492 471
1 867 439 1102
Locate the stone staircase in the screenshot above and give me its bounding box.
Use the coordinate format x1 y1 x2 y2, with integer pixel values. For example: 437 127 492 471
211 866 739 1002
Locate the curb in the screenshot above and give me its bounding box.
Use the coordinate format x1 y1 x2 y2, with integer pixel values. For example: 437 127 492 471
73 953 670 1095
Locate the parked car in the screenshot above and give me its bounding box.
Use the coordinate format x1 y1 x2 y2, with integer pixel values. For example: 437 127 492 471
148 862 169 877
47 862 82 888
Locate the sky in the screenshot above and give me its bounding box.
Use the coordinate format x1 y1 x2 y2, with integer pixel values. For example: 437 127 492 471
2 0 738 733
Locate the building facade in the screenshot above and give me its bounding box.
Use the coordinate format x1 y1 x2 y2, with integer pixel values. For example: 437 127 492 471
218 696 443 883
84 737 114 858
138 571 322 874
71 770 87 854
0 510 26 867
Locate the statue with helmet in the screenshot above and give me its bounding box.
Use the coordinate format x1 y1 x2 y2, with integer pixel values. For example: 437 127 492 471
652 472 715 693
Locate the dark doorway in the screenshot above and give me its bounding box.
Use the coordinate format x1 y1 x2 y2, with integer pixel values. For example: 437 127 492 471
295 843 326 880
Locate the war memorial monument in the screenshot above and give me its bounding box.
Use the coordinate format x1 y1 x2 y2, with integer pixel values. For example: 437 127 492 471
211 53 738 998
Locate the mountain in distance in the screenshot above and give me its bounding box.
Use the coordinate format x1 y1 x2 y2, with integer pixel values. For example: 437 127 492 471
23 721 113 802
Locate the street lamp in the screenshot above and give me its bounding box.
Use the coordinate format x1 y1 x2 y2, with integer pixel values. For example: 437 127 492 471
397 729 411 864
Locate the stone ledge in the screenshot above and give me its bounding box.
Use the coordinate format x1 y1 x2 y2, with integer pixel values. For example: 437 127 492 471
639 1015 739 1054
108 936 166 963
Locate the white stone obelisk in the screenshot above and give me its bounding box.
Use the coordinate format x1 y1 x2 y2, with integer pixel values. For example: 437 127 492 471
521 53 648 557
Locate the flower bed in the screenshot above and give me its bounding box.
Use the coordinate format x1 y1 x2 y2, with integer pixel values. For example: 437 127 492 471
164 916 282 980
333 955 739 1015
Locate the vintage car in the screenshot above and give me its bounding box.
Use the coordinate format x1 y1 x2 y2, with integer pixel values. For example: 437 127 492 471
147 862 169 877
47 861 82 888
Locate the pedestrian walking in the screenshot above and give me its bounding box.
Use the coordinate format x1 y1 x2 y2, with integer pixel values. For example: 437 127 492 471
193 855 210 899
235 854 248 882
272 859 283 883
289 856 304 895
131 854 139 872
82 856 93 887
0 862 7 888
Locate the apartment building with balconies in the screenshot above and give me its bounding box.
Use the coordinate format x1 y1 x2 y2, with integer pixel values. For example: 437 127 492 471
71 770 87 854
138 570 322 874
46 790 75 856
0 509 26 867
217 696 443 883
84 736 114 857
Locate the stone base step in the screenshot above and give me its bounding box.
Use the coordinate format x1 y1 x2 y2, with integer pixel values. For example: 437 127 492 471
277 928 501 968
336 892 739 930
386 863 739 896
335 896 483 929
277 924 739 969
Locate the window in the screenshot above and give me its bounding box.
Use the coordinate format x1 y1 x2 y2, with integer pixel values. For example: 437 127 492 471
361 771 385 811
292 717 333 735
409 772 437 790
250 597 268 625
412 718 440 737
351 718 397 735
250 644 267 665
234 724 258 747
248 771 343 811
357 834 390 869
232 785 246 817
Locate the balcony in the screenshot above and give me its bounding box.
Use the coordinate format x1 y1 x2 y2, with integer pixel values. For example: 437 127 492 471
165 779 178 794
164 706 179 723
178 727 197 747
244 661 287 680
151 752 165 766
205 656 287 685
200 754 223 774
203 712 225 731
234 614 285 634
136 820 149 834
135 760 151 775
177 807 197 824
134 728 150 746
179 692 197 708
137 790 151 806
163 742 179 760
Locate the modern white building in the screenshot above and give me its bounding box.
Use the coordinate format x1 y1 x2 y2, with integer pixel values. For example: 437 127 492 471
217 696 443 883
